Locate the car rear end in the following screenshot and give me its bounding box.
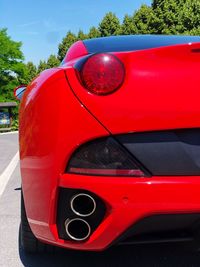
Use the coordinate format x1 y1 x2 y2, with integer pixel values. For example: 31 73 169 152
19 35 200 251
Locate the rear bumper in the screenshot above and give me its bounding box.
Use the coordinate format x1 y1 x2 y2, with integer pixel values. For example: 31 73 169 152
29 174 200 251
19 68 200 251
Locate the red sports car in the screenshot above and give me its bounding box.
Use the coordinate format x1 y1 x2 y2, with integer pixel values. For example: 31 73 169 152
15 35 200 253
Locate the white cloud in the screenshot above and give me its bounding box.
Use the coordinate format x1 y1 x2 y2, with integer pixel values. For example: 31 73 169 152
17 21 40 28
20 31 39 35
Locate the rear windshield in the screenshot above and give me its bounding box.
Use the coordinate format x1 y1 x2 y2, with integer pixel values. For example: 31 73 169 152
83 35 200 53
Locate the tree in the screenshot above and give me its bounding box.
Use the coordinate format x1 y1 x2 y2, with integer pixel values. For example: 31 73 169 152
88 27 101 38
46 55 60 68
0 28 24 76
27 62 37 78
151 0 200 34
121 15 137 35
36 55 60 74
0 28 24 101
131 4 156 34
99 12 121 36
58 31 77 61
23 62 37 84
127 0 200 35
37 60 48 74
77 30 88 40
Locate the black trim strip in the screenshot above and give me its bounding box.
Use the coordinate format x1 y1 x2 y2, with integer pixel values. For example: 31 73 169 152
116 129 200 176
83 35 200 53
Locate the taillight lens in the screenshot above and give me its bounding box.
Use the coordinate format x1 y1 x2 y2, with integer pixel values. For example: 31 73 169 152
80 53 125 95
67 137 147 177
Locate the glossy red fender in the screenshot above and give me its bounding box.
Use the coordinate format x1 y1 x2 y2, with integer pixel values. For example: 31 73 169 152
19 68 109 241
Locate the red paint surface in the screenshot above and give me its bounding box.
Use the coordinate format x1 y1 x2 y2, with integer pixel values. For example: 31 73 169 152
67 42 200 133
62 40 88 64
19 41 200 251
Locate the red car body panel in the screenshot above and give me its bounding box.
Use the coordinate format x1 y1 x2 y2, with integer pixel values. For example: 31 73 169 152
66 42 200 134
57 175 200 250
63 40 88 63
19 69 109 242
19 36 200 251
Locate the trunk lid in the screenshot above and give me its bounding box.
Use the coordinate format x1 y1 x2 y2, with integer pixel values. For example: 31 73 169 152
66 42 200 134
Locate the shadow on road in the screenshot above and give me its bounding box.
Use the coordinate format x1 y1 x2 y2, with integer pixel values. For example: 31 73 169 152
19 238 200 267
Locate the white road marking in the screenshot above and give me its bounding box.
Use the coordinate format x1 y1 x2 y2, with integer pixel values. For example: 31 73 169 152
0 131 18 136
0 151 19 197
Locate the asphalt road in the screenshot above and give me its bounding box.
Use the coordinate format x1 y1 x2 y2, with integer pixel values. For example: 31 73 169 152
1 132 200 267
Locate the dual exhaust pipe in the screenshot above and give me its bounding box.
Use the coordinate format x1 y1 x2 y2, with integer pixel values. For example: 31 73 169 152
65 193 96 241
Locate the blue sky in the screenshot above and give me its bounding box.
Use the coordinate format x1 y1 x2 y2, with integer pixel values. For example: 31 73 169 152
1 0 151 65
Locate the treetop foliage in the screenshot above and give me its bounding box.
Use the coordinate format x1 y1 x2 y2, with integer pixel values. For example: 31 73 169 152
0 28 25 102
0 28 24 82
98 12 121 36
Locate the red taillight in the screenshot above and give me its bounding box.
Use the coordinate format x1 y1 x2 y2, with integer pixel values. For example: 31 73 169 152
80 53 125 95
68 168 144 176
67 137 148 177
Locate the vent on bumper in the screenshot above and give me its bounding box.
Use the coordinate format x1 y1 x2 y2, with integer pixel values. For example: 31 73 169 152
116 129 200 176
117 213 200 245
57 188 106 241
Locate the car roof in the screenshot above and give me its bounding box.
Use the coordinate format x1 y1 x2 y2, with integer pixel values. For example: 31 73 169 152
83 35 200 53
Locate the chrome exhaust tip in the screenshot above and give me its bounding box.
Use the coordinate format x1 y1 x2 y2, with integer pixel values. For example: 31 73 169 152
65 218 91 241
70 193 96 217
